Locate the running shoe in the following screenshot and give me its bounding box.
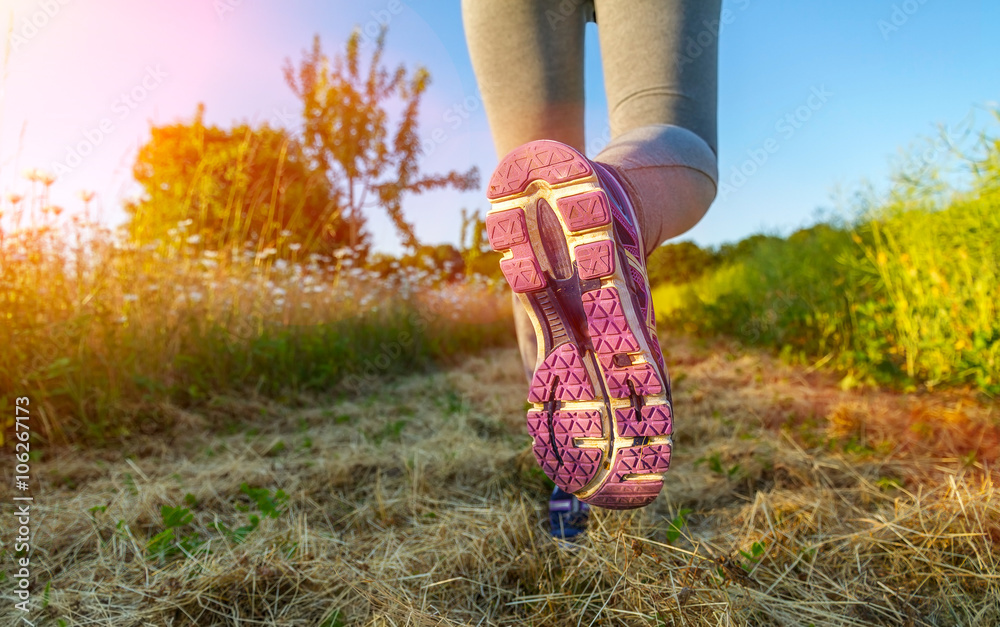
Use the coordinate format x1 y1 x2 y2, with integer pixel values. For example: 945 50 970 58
486 140 674 510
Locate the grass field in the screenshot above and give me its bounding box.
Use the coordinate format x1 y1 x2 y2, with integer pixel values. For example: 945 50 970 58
3 116 999 627
0 207 513 447
4 335 997 626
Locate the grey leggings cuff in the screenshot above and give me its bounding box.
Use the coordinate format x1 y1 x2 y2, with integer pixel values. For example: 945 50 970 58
595 124 719 188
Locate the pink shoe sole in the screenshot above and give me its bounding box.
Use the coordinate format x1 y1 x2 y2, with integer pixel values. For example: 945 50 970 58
486 140 673 510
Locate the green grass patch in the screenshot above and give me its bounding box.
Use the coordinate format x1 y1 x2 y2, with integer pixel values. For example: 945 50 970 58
0 213 513 446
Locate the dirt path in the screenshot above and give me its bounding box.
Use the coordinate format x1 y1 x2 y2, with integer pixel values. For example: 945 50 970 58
4 335 998 626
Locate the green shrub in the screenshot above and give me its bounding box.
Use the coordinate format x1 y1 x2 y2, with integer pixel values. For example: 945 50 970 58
655 121 1000 393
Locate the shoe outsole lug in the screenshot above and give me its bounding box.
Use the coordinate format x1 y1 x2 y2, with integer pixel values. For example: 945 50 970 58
527 343 596 402
527 410 604 493
582 480 663 509
574 241 615 280
499 256 545 293
485 208 528 249
615 406 673 438
487 140 593 200
556 191 611 231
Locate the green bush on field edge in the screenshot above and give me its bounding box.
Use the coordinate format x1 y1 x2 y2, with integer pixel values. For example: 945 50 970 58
652 120 1000 394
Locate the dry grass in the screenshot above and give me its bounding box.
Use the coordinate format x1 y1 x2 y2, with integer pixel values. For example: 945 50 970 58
4 335 999 626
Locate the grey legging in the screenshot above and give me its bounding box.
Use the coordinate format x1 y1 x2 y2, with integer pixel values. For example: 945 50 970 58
462 0 722 380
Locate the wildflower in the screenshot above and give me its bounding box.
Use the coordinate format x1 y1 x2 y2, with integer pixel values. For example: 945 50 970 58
274 298 285 307
188 291 203 302
177 218 194 228
78 190 96 203
186 234 201 245
123 294 139 302
23 168 55 185
274 259 289 271
7 193 23 205
203 250 218 259
272 286 287 297
288 243 302 252
280 229 293 238
333 247 352 259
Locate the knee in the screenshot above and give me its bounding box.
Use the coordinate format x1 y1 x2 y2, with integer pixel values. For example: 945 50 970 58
626 164 717 248
673 165 717 234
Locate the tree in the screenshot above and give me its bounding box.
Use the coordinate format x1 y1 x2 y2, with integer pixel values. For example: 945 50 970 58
283 29 479 253
126 104 355 253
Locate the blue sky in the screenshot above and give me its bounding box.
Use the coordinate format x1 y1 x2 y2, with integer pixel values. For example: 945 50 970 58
1 0 996 253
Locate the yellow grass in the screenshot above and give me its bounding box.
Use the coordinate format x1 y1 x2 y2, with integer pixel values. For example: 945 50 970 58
5 335 998 626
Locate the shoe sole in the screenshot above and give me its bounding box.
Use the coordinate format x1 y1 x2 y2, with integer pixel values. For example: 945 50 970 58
486 140 673 509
